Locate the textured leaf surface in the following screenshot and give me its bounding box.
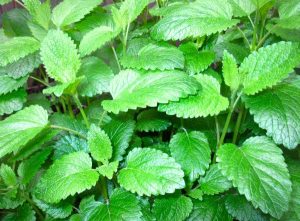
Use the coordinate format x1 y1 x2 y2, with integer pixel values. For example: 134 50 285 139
0 164 17 187
229 0 255 17
17 148 51 184
96 161 118 179
170 131 211 181
281 160 300 221
33 197 73 219
35 151 99 203
0 37 40 67
2 203 35 221
77 57 113 97
0 52 41 79
52 0 103 28
222 50 240 91
102 69 199 114
40 30 81 83
79 26 119 57
225 195 268 221
0 75 27 95
103 118 135 161
159 75 229 118
80 188 142 221
179 43 215 74
88 124 112 163
0 105 48 158
243 76 300 149
240 41 300 95
217 136 292 218
0 89 27 116
199 164 232 195
136 109 171 132
153 195 193 221
121 42 184 70
53 135 88 160
118 148 185 196
187 196 232 221
151 0 239 41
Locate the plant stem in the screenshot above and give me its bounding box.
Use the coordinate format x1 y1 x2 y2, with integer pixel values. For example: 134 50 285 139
60 97 67 113
215 116 220 146
111 44 121 71
50 125 86 139
237 26 251 49
218 93 242 147
15 0 24 7
29 76 50 87
251 10 259 51
98 110 107 127
24 195 44 220
123 22 130 54
73 95 90 128
66 97 74 118
232 105 244 144
99 176 109 202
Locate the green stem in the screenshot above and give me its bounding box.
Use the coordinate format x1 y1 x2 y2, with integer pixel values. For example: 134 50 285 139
29 76 50 87
60 97 67 113
66 97 74 118
251 10 259 51
15 0 25 7
237 26 251 48
123 22 130 54
50 125 86 139
99 176 109 202
215 116 220 147
73 95 90 128
111 45 121 71
98 110 107 127
218 93 242 148
255 29 273 50
232 105 244 144
24 195 44 220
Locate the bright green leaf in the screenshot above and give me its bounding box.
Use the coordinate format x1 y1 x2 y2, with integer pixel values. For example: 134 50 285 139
2 203 35 221
35 151 99 203
222 50 241 91
170 131 211 181
0 164 17 188
159 74 229 118
118 148 185 196
102 69 199 114
0 75 27 95
0 105 48 158
96 161 118 179
136 109 171 132
0 89 27 116
217 136 292 218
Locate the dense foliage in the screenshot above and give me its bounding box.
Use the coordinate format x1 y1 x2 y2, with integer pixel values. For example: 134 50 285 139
0 0 300 220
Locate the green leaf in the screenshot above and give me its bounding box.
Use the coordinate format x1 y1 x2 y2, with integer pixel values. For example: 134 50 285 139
2 203 35 221
43 77 83 97
53 135 88 160
179 43 215 75
79 25 119 57
35 151 99 203
88 124 112 163
103 118 135 161
0 105 48 158
188 189 203 200
80 188 142 221
121 41 184 70
77 57 113 97
33 196 73 219
169 131 211 182
0 37 40 67
243 75 300 149
159 74 229 118
0 194 25 209
0 164 17 188
118 148 185 196
222 50 241 91
278 0 300 19
0 75 27 95
0 89 27 116
199 164 232 195
240 41 300 95
187 196 232 221
217 136 292 218
153 195 193 221
225 195 268 221
140 198 155 221
112 0 150 30
0 52 41 79
96 161 118 179
0 0 11 5
102 69 199 114
281 160 300 221
23 0 51 30
151 0 239 41
40 29 81 83
136 109 171 132
52 0 103 28
17 148 52 184
229 0 255 17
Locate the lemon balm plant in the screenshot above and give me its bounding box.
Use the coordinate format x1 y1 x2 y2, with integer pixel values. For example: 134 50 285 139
0 0 300 220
